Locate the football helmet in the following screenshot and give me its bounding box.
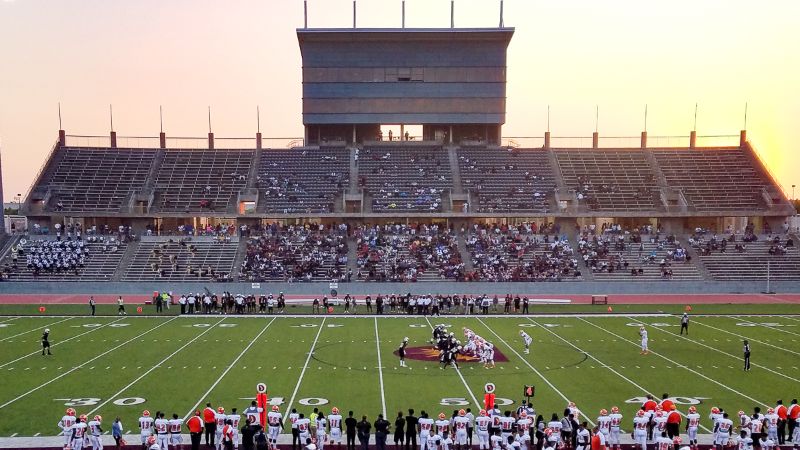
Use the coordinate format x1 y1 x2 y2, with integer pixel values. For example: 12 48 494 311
438 413 446 420
79 415 87 422
673 437 682 445
610 406 619 414
142 410 151 417
636 410 645 417
218 407 225 413
331 407 339 415
519 411 528 418
272 406 280 412
688 406 697 414
459 409 466 417
147 436 157 446
94 415 102 423
738 411 745 416
479 410 487 417
45 328 50 333
767 408 775 414
66 408 76 416
599 409 608 416
711 407 720 414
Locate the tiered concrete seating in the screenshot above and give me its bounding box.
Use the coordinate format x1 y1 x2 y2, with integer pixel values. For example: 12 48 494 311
43 147 156 212
122 239 237 281
554 149 660 211
586 237 704 281
0 238 125 281
154 149 253 212
653 148 768 211
258 147 349 213
458 147 555 213
359 146 452 212
696 238 800 280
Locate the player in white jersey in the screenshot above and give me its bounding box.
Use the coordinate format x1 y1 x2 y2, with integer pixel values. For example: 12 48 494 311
169 414 184 447
419 413 435 450
737 430 753 450
709 407 723 426
633 410 649 450
713 413 733 450
59 408 78 447
655 432 672 450
72 415 89 450
228 408 242 450
758 435 775 450
267 406 284 450
140 410 155 446
490 432 503 450
453 409 470 448
765 408 779 442
88 415 104 450
243 401 264 427
296 414 311 443
547 414 563 445
675 436 691 450
597 409 612 441
442 434 454 450
567 402 582 423
328 407 343 447
653 411 668 438
483 343 496 369
146 435 160 450
154 412 170 450
685 406 701 450
475 410 492 450
499 412 515 441
793 416 800 450
608 407 623 450
435 413 451 438
575 423 590 450
516 428 531 450
639 326 649 355
516 411 532 437
737 411 751 438
519 331 533 354
215 408 227 450
315 413 328 450
507 435 521 450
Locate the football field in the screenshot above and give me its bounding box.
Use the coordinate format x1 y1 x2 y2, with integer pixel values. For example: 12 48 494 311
0 312 798 438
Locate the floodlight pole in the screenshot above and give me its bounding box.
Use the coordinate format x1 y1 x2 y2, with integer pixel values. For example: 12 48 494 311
763 261 774 294
402 1 405 28
451 1 455 28
304 1 308 28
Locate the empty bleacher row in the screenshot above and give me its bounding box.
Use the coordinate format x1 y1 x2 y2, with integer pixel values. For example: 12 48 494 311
122 238 238 281
458 147 556 213
694 237 800 281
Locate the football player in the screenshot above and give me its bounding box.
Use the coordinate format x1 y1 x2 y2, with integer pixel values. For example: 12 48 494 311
146 436 160 450
140 410 154 450
267 406 284 450
499 411 515 442
608 406 623 450
419 412 434 450
399 337 409 368
154 412 169 450
519 330 533 355
515 428 531 450
328 407 343 450
633 410 649 450
654 411 668 438
597 409 611 443
42 328 52 356
713 413 733 450
315 412 327 450
765 408 779 442
737 411 751 438
215 407 227 450
453 409 470 450
685 406 701 450
483 343 496 369
72 415 89 450
639 326 649 355
169 414 184 448
59 408 78 447
737 430 753 450
475 410 492 450
296 413 311 444
655 432 672 450
88 415 103 450
435 413 450 439
228 408 241 450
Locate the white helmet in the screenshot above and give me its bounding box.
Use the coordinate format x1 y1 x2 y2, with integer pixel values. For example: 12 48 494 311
403 337 409 342
45 328 50 333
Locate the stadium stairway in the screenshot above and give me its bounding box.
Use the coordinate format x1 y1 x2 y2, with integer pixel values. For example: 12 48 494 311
348 147 359 193
110 239 140 281
447 146 464 195
230 238 249 279
455 234 475 272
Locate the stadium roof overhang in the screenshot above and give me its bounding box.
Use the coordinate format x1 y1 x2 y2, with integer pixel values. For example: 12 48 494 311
296 27 515 46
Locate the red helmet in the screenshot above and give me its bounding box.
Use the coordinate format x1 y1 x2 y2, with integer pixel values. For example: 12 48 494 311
520 411 528 418
599 409 608 416
637 410 645 417
711 407 720 414
610 406 619 414
479 410 487 417
66 408 76 416
544 428 553 436
688 406 697 414
673 437 682 445
79 415 87 422
271 405 279 412
143 410 151 417
438 413 446 420
332 407 339 415
147 436 157 446
767 408 775 414
459 409 466 417
94 415 102 423
218 407 225 414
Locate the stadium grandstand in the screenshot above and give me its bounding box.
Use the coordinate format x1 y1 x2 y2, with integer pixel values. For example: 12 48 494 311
1 25 797 284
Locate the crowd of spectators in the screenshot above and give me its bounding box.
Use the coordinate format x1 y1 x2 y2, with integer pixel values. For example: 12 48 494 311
689 223 796 256
239 223 349 282
353 223 464 281
359 149 450 212
257 151 347 214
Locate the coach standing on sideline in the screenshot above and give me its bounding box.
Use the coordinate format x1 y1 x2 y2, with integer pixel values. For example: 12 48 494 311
680 313 689 335
405 409 418 450
743 340 751 371
204 403 218 446
776 400 787 445
187 411 203 450
374 414 390 450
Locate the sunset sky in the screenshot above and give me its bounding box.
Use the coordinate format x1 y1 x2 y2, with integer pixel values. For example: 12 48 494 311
0 0 797 200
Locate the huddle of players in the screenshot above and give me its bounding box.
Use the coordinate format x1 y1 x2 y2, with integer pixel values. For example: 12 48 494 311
57 408 105 450
433 326 500 369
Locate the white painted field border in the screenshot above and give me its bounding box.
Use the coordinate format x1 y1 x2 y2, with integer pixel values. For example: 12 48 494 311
687 315 800 358
725 316 800 337
173 313 673 319
0 317 73 343
474 317 596 426
528 318 710 432
0 317 126 369
283 317 327 417
89 318 227 415
424 316 481 410
0 317 178 409
0 317 19 323
577 317 769 408
183 317 278 420
632 316 800 384
374 317 387 418
780 315 800 323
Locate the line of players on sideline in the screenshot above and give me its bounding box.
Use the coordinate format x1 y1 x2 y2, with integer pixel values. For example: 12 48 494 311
56 396 800 450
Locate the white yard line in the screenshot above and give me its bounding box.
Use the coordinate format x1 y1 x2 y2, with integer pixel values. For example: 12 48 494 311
0 317 126 369
0 317 19 323
0 317 178 409
691 319 800 357
89 318 226 415
424 317 481 410
284 317 327 417
725 316 800 337
475 317 595 426
633 317 800 384
0 317 72 343
528 318 711 433
577 317 769 408
374 317 387 418
183 317 278 420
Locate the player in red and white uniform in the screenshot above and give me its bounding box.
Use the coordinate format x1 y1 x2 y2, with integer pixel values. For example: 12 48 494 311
499 412 515 442
597 409 611 442
296 413 311 443
328 407 343 448
547 414 563 445
419 412 435 450
713 412 733 450
653 411 668 439
228 408 242 450
267 406 284 450
655 432 672 450
88 415 104 450
71 415 89 450
758 435 775 450
140 410 155 448
146 435 160 450
453 410 470 448
737 411 751 438
633 410 649 450
169 414 184 447
749 413 764 441
315 412 327 450
154 412 170 450
516 410 532 437
214 407 227 450
221 420 236 450
567 402 582 423
516 428 531 450
709 407 723 426
765 408 779 442
59 408 78 447
675 436 690 450
608 407 623 450
685 406 701 450
435 413 451 438
737 430 753 450
490 432 503 450
475 410 492 450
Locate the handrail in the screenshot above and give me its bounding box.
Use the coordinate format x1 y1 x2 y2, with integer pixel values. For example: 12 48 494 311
23 138 60 203
747 139 788 197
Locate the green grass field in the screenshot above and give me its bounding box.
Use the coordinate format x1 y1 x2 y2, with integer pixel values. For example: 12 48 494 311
0 312 798 438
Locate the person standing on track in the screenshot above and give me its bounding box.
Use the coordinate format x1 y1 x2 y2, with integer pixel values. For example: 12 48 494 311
89 296 96 316
743 340 751 371
42 328 52 355
405 409 419 450
204 403 218 447
680 313 689 335
117 296 127 315
188 411 204 450
345 411 357 450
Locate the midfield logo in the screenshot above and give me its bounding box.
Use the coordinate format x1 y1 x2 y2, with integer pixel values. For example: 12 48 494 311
395 346 509 363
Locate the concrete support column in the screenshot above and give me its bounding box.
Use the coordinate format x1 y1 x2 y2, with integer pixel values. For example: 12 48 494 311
58 130 66 147
740 130 747 147
689 130 697 149
256 132 262 150
449 125 453 144
208 132 215 150
110 131 117 148
641 131 648 148
592 132 599 149
159 132 166 149
544 131 551 149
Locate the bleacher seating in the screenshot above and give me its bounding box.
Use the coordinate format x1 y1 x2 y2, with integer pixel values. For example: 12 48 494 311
554 149 661 211
43 147 156 212
695 236 800 280
458 147 556 213
0 237 125 281
258 147 349 213
652 148 768 211
122 238 237 281
154 149 253 212
359 146 452 212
